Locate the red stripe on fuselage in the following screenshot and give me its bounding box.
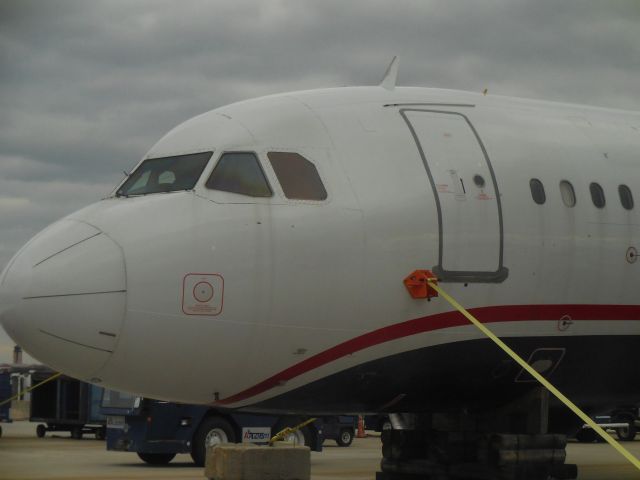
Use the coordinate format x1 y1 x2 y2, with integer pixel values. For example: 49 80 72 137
215 304 640 406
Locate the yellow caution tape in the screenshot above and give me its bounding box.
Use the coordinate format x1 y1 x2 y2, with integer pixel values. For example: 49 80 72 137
426 279 640 472
269 417 317 445
0 372 62 408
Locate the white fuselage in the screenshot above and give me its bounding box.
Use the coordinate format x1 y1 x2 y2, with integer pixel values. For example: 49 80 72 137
1 86 639 415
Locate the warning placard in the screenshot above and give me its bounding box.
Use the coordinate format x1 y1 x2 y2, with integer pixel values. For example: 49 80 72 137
182 273 224 316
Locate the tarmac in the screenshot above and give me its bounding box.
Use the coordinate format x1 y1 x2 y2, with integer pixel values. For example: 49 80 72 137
1 421 639 479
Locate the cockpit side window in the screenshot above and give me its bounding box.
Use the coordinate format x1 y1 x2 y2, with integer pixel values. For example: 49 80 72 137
205 152 272 197
117 151 212 196
267 152 328 200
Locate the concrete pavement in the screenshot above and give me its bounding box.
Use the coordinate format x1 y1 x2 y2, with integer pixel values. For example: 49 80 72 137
0 421 638 479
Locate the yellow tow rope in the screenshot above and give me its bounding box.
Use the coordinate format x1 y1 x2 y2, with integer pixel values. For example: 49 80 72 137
269 417 317 445
426 278 640 472
0 372 62 408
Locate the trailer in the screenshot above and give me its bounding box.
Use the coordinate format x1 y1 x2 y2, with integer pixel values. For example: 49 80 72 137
30 372 106 439
575 406 639 443
101 390 355 466
0 371 12 437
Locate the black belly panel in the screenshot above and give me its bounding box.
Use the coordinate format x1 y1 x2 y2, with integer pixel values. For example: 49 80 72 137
247 335 640 419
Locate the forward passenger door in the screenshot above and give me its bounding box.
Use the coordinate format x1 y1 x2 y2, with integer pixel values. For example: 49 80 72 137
401 109 508 283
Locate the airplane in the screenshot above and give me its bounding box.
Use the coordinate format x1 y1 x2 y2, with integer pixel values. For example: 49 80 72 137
1 59 639 479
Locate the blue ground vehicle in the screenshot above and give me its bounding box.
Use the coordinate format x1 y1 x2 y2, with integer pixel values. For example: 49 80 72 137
101 390 355 466
364 414 392 432
320 415 357 447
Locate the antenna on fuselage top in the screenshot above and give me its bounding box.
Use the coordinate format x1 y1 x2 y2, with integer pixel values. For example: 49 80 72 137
379 56 399 90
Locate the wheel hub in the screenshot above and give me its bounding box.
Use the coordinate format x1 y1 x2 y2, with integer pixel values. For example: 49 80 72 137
205 427 228 448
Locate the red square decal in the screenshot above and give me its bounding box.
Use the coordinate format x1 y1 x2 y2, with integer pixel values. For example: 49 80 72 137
182 273 224 316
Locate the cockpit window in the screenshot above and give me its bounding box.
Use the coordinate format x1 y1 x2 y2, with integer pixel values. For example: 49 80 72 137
205 152 272 197
267 152 328 200
117 151 212 196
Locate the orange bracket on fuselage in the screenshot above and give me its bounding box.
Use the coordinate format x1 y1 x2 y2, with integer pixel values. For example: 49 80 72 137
403 270 438 299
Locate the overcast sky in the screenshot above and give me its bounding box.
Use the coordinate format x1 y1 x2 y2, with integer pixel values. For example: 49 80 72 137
1 0 639 364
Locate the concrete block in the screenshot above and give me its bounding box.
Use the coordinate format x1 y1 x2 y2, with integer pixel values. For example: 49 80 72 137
204 443 310 480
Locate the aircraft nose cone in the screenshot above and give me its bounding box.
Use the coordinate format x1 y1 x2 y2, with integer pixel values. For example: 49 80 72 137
0 219 126 379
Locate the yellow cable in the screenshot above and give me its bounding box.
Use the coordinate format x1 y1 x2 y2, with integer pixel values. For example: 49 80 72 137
0 372 62 408
427 279 640 471
269 417 317 445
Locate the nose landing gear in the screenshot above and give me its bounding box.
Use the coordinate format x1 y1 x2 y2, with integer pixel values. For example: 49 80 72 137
376 390 577 480
378 430 577 480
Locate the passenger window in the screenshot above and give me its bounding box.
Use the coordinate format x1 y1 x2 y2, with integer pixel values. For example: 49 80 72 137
473 174 486 188
206 152 272 197
559 180 576 208
619 184 634 210
267 152 328 200
529 179 546 205
589 182 606 209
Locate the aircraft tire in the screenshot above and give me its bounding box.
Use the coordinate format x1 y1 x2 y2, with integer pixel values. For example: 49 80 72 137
191 416 236 467
36 424 46 438
575 428 597 443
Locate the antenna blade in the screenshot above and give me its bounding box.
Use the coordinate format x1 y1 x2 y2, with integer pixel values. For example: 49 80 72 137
379 56 399 90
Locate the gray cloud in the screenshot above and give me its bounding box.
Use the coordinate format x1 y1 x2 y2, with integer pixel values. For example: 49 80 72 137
1 0 639 362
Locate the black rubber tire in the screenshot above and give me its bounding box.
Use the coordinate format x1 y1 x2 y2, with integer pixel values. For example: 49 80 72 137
0 425 3 438
95 427 106 440
336 427 354 447
616 418 637 441
70 426 83 440
36 424 46 438
191 416 236 467
575 428 597 443
137 452 176 465
272 418 312 448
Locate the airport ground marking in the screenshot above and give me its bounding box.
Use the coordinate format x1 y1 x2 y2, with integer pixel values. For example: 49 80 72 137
427 278 640 472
